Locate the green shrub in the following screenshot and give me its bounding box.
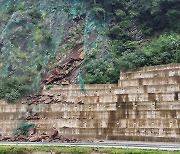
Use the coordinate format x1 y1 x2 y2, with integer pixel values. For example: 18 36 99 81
0 75 33 103
5 90 20 103
118 51 147 71
144 33 180 65
176 50 180 63
84 58 119 84
34 28 52 45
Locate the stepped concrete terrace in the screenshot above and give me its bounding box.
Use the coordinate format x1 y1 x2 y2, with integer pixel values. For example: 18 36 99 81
0 63 180 142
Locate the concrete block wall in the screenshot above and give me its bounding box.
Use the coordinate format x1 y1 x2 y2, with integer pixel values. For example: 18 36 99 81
115 64 180 142
0 63 180 142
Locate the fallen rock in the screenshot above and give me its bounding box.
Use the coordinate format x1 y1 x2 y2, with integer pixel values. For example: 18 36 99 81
49 129 58 139
28 127 36 136
44 98 53 104
44 45 84 85
1 129 81 143
29 135 40 142
10 135 16 142
0 136 11 141
26 109 40 120
15 135 28 142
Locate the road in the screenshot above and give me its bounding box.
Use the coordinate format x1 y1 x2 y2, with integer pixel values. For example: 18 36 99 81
0 141 180 151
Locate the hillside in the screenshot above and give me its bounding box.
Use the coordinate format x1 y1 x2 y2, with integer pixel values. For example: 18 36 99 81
0 0 179 103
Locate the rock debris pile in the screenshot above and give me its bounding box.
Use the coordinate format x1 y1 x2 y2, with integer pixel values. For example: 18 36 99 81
22 94 74 105
0 91 84 142
45 45 85 85
0 128 80 143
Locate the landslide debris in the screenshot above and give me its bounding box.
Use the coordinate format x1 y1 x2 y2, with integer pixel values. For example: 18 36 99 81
0 128 80 143
44 44 85 85
22 94 75 105
0 93 85 143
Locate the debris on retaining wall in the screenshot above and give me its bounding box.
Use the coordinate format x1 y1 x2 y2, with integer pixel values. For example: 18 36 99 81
22 94 75 105
0 128 80 143
25 109 40 120
1 63 180 142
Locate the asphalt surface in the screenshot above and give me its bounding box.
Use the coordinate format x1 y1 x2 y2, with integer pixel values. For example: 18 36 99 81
0 141 180 151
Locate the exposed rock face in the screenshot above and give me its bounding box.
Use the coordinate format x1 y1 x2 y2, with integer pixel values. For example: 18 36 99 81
44 44 85 85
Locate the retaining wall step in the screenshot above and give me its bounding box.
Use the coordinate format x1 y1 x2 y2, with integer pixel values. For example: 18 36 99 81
120 68 180 80
123 63 180 73
118 93 177 102
115 84 180 94
47 84 117 91
118 76 180 87
36 127 180 137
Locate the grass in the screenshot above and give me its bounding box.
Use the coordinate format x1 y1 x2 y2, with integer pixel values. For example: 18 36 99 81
0 146 179 154
99 147 180 154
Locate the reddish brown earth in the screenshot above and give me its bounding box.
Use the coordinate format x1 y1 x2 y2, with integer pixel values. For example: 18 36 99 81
44 44 85 85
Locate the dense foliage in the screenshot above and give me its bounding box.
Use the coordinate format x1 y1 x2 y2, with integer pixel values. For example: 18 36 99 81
0 74 35 103
84 0 180 84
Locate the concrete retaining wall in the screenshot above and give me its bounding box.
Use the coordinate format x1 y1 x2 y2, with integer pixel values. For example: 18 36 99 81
1 63 180 142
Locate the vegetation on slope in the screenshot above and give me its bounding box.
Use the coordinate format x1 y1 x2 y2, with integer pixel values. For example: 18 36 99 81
0 0 87 102
0 0 179 102
84 0 180 83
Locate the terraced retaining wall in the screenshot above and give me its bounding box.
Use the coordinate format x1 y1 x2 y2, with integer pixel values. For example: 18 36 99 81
0 63 180 142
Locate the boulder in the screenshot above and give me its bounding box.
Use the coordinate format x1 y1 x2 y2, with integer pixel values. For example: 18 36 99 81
49 129 58 139
29 135 40 142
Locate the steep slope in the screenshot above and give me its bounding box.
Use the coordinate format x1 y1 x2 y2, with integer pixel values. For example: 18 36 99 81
0 0 179 103
0 0 108 101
